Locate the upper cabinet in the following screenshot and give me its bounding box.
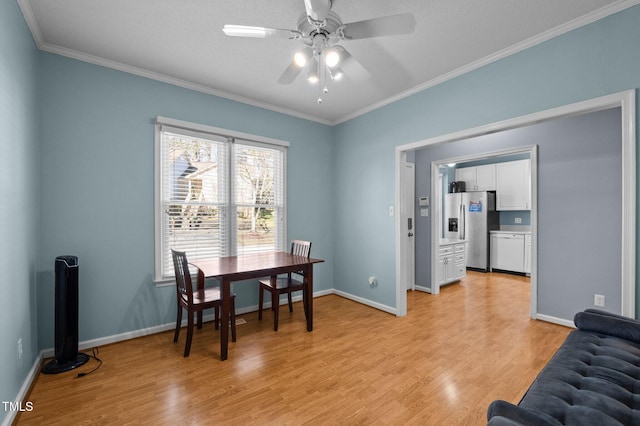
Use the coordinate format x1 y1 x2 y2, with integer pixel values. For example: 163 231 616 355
454 164 496 191
496 159 531 210
475 164 497 191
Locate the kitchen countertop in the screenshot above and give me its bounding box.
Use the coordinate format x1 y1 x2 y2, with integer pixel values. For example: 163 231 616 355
490 230 531 235
440 238 467 245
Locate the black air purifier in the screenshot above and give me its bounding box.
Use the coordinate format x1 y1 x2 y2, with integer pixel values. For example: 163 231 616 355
42 256 89 374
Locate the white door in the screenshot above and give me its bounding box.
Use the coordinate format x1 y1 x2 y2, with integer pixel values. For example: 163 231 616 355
401 162 415 291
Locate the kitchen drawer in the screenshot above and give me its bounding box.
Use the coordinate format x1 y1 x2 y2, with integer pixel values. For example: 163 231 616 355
454 244 465 253
455 253 465 263
454 262 466 279
439 246 454 256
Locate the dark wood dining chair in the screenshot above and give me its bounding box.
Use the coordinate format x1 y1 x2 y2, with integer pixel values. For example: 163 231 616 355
171 249 237 357
258 240 312 331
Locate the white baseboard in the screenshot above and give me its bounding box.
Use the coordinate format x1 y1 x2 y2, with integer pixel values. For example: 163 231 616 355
414 285 432 293
313 288 335 298
332 289 397 315
535 313 576 328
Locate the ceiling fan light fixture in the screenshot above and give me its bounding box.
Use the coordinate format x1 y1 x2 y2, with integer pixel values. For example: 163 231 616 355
307 55 320 83
323 48 340 68
307 67 319 84
224 2 415 103
294 51 308 67
329 67 343 81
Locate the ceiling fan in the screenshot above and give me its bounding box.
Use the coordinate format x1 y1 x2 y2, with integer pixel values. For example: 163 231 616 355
223 0 416 103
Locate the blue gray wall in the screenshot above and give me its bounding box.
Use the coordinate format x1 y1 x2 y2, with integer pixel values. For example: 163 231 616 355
0 0 40 416
414 108 622 317
332 5 640 313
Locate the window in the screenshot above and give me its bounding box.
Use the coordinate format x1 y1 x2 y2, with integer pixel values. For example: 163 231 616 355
154 117 287 282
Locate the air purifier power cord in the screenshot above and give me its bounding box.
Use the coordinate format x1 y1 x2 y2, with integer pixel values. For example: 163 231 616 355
75 347 102 378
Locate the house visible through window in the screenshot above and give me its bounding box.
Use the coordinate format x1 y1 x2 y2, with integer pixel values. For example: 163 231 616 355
154 118 287 282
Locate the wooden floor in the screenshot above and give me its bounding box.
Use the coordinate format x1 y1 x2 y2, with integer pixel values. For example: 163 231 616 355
18 272 571 425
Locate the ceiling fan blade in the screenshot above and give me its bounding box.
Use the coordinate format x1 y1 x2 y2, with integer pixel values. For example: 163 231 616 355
304 0 332 22
277 47 314 84
341 13 415 40
223 24 301 40
334 46 370 80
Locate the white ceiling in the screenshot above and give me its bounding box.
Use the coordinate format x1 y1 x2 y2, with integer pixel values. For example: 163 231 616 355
18 0 637 125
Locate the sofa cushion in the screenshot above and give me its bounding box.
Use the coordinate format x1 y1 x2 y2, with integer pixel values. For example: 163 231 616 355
575 309 640 344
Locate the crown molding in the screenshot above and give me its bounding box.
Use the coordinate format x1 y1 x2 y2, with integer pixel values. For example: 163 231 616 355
39 41 334 126
17 0 42 48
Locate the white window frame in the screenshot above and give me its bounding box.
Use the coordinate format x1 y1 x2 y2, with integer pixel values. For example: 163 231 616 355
154 116 288 284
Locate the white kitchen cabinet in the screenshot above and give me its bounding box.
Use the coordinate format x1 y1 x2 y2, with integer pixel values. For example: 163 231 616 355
490 233 525 273
437 241 467 286
496 159 531 210
437 250 454 285
455 167 476 190
475 164 496 191
524 234 532 274
454 164 496 191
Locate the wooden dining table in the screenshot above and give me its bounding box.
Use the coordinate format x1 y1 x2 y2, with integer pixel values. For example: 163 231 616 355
190 251 324 360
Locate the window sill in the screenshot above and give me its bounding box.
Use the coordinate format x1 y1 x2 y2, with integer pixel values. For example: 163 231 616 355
154 278 175 287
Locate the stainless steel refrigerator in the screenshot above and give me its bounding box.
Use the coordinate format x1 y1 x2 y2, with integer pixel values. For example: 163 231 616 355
444 191 499 271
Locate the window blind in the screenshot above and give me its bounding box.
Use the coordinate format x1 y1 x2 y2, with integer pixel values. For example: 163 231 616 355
155 122 287 282
233 140 285 255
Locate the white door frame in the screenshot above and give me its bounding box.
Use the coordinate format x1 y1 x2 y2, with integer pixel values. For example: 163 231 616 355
399 161 415 291
395 89 636 320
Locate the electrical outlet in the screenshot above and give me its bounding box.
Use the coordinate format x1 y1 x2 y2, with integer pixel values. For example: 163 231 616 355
514 217 522 224
594 294 605 307
17 338 23 360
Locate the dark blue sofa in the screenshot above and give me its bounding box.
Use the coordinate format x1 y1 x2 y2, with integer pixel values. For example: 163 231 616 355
487 309 640 425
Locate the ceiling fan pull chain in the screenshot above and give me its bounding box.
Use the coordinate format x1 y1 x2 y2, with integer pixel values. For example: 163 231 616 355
317 54 324 104
322 58 329 96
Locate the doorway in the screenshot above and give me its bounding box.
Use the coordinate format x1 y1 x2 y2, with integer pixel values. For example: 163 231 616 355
394 90 635 322
429 147 536 320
